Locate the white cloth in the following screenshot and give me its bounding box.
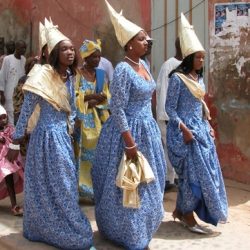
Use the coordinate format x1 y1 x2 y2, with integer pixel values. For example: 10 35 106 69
156 57 182 121
156 57 181 183
158 121 176 183
98 57 114 83
116 151 155 208
0 54 26 124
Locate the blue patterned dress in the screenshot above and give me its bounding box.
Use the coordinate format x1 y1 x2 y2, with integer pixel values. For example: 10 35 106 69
166 73 228 225
13 75 93 249
92 61 166 250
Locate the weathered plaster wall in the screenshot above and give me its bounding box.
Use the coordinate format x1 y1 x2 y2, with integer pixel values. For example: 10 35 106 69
32 0 150 65
208 0 250 183
0 0 32 53
0 0 150 64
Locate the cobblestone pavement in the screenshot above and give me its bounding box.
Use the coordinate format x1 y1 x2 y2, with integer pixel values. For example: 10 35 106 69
0 179 250 250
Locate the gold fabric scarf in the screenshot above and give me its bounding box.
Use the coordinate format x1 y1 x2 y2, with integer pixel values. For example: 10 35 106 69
23 64 71 132
116 152 155 209
175 73 211 120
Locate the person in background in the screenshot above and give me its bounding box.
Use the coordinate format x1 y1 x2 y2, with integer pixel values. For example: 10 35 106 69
74 39 110 201
91 1 166 249
13 57 39 125
156 37 182 191
140 33 153 70
0 105 24 216
166 13 228 234
6 21 94 250
0 41 15 69
98 56 114 84
0 40 26 125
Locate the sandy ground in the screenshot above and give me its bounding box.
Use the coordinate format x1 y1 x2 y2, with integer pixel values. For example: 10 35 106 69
0 179 249 250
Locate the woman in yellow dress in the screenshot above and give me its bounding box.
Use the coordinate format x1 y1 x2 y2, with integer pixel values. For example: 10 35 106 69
74 39 110 200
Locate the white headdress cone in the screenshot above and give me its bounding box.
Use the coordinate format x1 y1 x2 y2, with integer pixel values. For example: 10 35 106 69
39 22 47 52
0 105 7 115
179 13 205 58
44 17 69 54
105 0 143 47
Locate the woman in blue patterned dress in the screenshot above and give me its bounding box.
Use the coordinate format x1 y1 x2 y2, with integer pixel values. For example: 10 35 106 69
91 2 166 249
166 13 228 233
7 27 94 249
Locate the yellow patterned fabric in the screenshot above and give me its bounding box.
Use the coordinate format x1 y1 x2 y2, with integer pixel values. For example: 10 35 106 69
74 71 110 199
79 39 101 59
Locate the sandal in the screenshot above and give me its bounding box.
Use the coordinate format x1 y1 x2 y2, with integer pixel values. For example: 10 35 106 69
11 205 23 216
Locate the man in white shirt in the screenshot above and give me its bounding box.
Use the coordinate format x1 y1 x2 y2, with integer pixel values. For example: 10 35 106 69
0 40 26 124
156 37 182 191
98 56 114 84
0 40 15 69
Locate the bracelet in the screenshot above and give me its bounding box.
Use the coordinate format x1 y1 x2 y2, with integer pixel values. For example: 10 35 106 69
9 143 20 150
125 144 137 150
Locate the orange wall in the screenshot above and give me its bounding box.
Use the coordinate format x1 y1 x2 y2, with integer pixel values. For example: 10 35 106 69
0 0 151 65
32 0 151 65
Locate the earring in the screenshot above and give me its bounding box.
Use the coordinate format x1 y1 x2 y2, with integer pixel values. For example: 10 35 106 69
129 46 133 50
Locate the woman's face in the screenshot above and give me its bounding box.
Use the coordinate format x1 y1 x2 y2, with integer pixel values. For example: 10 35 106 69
85 50 101 68
58 40 75 66
193 51 205 71
128 31 148 57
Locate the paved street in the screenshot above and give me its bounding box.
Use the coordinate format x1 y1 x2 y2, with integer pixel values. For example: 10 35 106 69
0 179 249 250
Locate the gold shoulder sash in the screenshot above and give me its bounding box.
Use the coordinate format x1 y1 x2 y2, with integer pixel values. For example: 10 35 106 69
175 73 211 120
23 64 71 113
23 64 71 132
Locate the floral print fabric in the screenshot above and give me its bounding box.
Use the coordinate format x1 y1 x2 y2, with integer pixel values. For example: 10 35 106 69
166 73 228 225
92 61 166 250
13 76 93 249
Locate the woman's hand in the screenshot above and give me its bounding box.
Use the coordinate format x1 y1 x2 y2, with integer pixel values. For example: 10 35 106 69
86 93 107 103
88 99 99 108
179 122 194 144
74 119 81 129
125 146 138 160
210 127 215 139
182 128 194 144
6 149 19 163
122 131 138 160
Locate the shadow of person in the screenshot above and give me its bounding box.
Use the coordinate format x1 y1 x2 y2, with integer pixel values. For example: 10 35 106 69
93 230 123 250
0 233 56 250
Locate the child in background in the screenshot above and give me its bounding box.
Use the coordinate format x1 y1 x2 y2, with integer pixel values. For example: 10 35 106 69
0 105 24 215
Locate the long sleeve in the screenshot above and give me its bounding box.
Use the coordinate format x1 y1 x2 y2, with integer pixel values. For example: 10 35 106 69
110 63 131 133
165 74 182 126
13 92 40 140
